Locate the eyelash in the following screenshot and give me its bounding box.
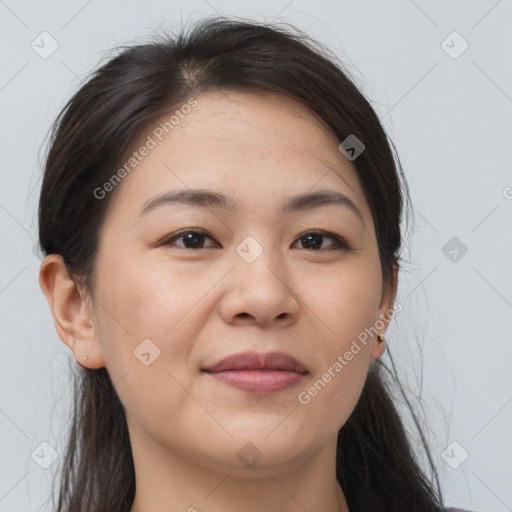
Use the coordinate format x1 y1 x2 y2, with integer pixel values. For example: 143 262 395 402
161 229 350 252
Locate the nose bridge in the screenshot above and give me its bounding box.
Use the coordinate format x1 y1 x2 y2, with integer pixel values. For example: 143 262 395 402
223 233 299 325
233 233 285 289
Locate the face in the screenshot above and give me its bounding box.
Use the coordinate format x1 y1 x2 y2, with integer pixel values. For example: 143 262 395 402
84 90 395 474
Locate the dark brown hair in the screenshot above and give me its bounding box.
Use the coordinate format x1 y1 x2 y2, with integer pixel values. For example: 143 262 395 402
38 16 444 511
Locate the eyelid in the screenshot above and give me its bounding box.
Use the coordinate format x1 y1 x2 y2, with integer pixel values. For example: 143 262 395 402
161 228 350 251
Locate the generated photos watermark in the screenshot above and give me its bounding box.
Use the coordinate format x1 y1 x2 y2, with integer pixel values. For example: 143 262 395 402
93 97 198 200
297 303 402 405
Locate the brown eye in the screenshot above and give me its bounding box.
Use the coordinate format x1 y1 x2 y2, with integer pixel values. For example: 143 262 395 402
294 231 349 251
162 229 219 249
161 229 349 251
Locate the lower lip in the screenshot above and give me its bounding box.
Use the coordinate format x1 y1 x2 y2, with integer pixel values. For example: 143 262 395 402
204 370 306 393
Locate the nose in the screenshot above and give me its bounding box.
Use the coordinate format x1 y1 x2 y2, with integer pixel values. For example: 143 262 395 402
219 249 300 328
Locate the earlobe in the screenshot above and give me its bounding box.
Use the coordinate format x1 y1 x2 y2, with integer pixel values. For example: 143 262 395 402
370 335 386 359
39 254 106 369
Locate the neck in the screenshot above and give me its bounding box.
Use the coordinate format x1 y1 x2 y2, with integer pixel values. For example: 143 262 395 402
129 431 350 512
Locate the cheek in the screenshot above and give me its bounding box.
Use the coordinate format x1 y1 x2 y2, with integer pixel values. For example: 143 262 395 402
296 338 371 438
92 262 207 443
93 254 214 398
306 258 382 343
294 260 380 429
96 251 215 340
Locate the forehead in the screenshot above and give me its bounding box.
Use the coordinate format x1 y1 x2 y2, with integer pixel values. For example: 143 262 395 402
164 90 348 168
105 90 370 224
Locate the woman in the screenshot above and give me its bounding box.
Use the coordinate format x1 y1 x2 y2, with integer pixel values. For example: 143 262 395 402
37 16 474 512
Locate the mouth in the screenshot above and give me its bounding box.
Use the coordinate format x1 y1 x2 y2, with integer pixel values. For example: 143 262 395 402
201 351 308 394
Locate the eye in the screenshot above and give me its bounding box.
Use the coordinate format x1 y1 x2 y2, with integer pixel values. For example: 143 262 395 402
293 231 349 251
162 229 219 249
161 229 349 251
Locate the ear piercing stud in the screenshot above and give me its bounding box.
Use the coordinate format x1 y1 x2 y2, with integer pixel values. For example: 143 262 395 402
377 334 385 342
83 355 88 361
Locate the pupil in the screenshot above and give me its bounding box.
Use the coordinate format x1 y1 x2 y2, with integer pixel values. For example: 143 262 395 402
184 233 203 248
304 234 322 250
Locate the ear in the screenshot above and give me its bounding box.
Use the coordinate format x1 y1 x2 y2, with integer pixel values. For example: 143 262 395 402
39 254 106 369
370 264 399 359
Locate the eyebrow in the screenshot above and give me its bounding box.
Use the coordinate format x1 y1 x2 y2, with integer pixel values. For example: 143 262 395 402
139 188 365 226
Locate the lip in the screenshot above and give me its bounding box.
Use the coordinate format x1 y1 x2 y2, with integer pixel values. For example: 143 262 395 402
202 351 308 394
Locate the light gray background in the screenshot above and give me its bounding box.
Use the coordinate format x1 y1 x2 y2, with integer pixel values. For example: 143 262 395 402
1 1 511 511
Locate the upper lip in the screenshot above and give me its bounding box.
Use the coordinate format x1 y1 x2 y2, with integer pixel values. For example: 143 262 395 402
202 351 308 374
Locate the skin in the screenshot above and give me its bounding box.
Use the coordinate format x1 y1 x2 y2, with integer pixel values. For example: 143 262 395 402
40 89 397 512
